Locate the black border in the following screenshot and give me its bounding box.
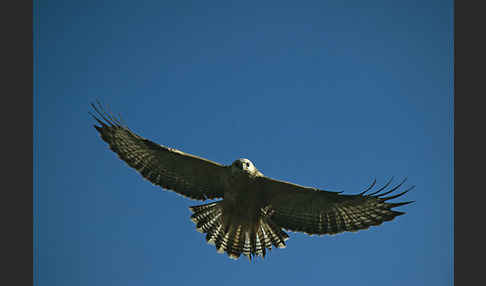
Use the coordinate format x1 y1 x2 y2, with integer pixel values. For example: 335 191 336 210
455 0 484 284
4 0 33 285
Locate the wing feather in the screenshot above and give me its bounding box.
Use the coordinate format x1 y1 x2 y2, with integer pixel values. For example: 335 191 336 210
260 177 414 235
90 102 227 200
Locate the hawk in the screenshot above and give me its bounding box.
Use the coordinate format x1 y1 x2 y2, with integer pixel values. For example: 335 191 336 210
90 102 414 261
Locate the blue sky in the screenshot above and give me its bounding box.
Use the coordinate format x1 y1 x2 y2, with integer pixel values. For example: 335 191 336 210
34 1 453 285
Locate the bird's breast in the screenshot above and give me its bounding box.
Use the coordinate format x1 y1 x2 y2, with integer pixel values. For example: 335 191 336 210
223 176 265 213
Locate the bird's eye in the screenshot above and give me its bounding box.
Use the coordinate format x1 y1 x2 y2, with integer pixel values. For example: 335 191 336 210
246 163 250 167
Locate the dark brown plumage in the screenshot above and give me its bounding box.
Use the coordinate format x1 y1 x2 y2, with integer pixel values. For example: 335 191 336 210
90 101 414 261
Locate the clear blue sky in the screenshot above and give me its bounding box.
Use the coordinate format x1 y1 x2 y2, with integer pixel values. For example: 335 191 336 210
34 1 453 285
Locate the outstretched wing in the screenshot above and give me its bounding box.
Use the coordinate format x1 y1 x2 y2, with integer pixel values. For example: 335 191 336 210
90 102 227 200
261 177 414 235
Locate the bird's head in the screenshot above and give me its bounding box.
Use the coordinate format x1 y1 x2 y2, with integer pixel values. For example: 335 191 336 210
231 158 263 177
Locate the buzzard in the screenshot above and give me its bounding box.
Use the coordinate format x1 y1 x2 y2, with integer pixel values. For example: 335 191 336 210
90 102 414 261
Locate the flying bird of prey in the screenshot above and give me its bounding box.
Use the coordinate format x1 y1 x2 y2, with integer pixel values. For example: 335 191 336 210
90 102 414 261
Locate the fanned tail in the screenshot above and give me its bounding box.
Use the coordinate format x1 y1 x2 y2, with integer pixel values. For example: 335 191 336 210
189 201 289 260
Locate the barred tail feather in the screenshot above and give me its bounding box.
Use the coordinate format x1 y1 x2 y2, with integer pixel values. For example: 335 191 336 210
189 202 289 260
